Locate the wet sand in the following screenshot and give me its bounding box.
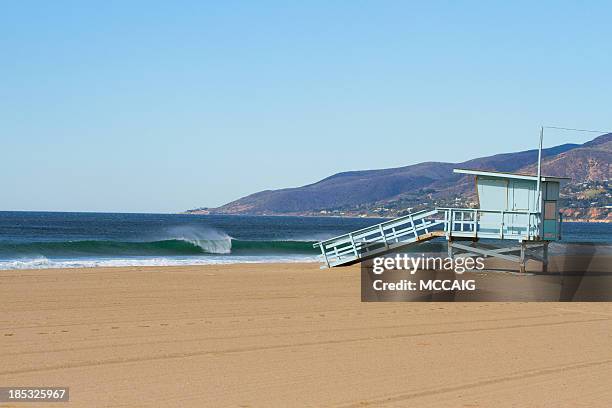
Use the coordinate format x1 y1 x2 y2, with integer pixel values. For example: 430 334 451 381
1 263 611 407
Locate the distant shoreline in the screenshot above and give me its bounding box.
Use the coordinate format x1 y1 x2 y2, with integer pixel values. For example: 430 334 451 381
184 210 611 223
563 219 611 223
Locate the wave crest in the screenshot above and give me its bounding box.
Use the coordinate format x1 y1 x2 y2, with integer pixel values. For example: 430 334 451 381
169 226 232 254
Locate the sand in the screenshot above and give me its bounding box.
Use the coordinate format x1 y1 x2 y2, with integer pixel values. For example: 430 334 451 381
1 263 611 407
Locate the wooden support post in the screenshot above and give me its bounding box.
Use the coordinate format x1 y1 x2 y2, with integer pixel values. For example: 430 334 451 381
542 242 549 273
447 239 454 260
519 242 526 273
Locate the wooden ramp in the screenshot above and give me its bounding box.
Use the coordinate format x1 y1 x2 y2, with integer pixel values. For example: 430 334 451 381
313 209 444 268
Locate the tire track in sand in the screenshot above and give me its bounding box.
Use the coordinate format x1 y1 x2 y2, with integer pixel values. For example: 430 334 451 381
1 316 608 376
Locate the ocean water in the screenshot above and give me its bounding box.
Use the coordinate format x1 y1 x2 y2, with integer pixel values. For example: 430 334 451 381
0 211 609 270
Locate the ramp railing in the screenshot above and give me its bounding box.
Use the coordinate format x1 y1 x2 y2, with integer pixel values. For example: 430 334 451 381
439 208 542 240
313 209 443 267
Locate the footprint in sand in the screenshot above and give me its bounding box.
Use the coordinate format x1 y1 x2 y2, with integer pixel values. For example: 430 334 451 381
4 333 14 336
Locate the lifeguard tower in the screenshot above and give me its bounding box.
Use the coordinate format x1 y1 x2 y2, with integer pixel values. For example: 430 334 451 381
314 139 569 273
440 169 568 272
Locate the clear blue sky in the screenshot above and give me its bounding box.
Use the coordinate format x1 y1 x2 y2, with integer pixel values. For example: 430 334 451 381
2 1 610 213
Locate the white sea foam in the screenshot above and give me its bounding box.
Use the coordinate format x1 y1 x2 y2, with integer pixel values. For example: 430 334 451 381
0 255 319 270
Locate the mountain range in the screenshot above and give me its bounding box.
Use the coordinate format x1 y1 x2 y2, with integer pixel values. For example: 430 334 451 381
190 134 611 221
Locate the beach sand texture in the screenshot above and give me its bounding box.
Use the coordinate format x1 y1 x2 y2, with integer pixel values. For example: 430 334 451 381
1 263 611 407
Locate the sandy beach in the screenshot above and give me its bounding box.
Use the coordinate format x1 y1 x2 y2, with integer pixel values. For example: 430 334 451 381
1 263 612 407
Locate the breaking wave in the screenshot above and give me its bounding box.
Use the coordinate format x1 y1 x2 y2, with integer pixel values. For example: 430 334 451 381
0 225 321 270
0 238 318 257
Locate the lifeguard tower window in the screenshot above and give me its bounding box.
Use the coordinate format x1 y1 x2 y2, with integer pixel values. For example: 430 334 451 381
544 201 556 220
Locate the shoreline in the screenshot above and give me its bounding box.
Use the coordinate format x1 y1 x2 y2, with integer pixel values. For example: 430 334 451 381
0 260 320 273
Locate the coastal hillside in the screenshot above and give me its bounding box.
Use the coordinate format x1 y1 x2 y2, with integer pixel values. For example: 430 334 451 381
190 134 611 221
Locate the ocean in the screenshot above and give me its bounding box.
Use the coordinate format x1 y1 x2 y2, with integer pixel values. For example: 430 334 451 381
0 211 610 270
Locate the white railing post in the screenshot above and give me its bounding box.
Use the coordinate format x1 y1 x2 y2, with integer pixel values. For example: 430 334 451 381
421 218 429 234
319 244 330 268
444 210 448 233
348 233 358 257
407 211 417 239
379 224 389 249
527 213 532 240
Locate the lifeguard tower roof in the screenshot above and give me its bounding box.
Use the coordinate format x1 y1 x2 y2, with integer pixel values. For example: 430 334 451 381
454 168 570 183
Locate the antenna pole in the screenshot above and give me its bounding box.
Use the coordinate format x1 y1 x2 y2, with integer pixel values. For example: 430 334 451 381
536 126 543 206
536 126 544 236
